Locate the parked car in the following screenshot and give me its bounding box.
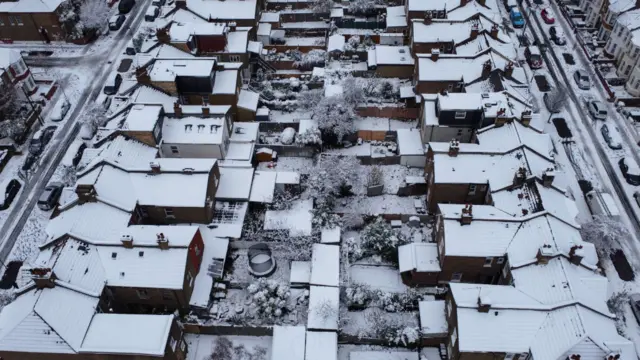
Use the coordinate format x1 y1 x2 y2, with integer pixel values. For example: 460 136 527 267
587 100 608 121
109 14 125 31
0 179 21 210
50 99 70 122
525 46 543 69
510 8 525 28
21 154 37 172
629 293 640 324
619 157 640 185
118 0 135 14
549 26 566 45
61 139 87 168
29 126 57 155
103 72 122 95
145 6 159 21
125 39 137 55
600 124 622 150
37 182 63 211
151 0 165 6
573 70 591 90
541 8 555 23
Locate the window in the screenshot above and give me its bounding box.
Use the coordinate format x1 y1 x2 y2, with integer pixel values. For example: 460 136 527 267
451 327 458 345
179 340 186 353
195 245 202 256
454 111 466 119
0 18 4 26
165 208 175 218
170 337 178 351
612 43 617 53
170 145 179 154
162 290 173 301
202 96 209 105
139 207 148 218
502 261 509 277
484 257 493 267
447 84 453 91
634 48 640 57
136 289 149 299
187 272 194 287
451 272 463 282
214 175 220 188
15 15 22 25
518 353 529 360
13 59 26 75
468 184 477 195
447 343 453 360
446 300 452 317
626 65 632 75
497 257 505 264
229 55 241 62
505 354 515 360
8 16 15 25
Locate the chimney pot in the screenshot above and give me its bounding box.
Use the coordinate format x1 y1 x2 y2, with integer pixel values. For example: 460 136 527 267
157 233 170 249
470 23 479 39
121 234 134 248
431 49 440 61
448 138 460 157
150 161 161 174
460 204 473 225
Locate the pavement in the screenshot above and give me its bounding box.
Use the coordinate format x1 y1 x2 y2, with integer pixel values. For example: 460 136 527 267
0 1 152 267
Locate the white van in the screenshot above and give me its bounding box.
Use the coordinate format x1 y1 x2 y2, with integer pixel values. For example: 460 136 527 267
585 190 620 218
61 139 87 168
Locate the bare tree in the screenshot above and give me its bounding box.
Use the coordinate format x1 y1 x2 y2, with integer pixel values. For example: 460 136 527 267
0 81 19 122
545 86 568 122
580 215 631 257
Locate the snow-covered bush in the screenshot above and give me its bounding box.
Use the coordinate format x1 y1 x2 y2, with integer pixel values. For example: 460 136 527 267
247 279 290 319
81 103 107 134
344 283 375 309
311 0 333 13
306 155 363 206
360 217 408 263
294 50 326 69
580 215 630 257
280 128 296 145
344 36 361 52
79 0 109 31
295 126 322 146
297 89 323 110
342 76 365 107
380 81 396 100
60 165 77 186
0 81 19 123
385 326 421 347
342 213 365 230
210 337 234 360
379 289 421 312
607 290 629 334
344 235 364 261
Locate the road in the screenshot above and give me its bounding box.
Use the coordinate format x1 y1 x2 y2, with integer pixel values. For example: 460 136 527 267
0 1 151 267
521 0 640 243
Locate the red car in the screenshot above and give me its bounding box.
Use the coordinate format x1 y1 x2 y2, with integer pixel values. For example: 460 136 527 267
541 8 555 24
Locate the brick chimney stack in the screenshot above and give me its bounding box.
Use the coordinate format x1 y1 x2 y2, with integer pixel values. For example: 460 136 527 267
135 67 151 84
121 234 134 248
173 102 183 118
150 161 161 174
431 48 440 61
424 12 433 25
542 167 555 187
520 109 532 127
156 28 170 44
481 60 492 78
490 24 499 39
569 245 584 265
30 268 56 289
448 138 460 157
157 233 170 250
504 62 514 78
470 22 479 39
460 204 473 225
202 106 210 116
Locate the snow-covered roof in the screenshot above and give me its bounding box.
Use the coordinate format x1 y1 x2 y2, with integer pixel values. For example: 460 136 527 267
85 135 158 170
226 142 255 161
396 129 424 156
149 59 215 82
430 143 554 189
407 0 449 11
230 122 259 142
98 246 189 289
373 46 415 65
276 171 300 185
327 34 346 52
169 22 227 42
264 199 313 236
249 171 277 203
0 49 22 69
257 22 272 36
437 93 483 111
418 301 448 335
78 159 216 209
0 0 63 12
476 120 549 156
212 70 239 95
238 90 260 111
398 243 441 273
386 6 407 28
0 284 99 353
161 116 225 144
272 326 306 360
290 261 311 285
417 50 512 82
45 202 132 245
216 167 254 200
320 227 340 244
260 11 280 22
227 31 249 53
330 7 344 17
305 331 338 360
80 314 172 356
310 244 340 287
190 237 229 308
185 0 258 20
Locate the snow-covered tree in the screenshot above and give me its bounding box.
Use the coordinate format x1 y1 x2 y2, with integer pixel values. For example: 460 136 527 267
295 126 322 146
0 80 19 122
79 0 109 31
360 217 408 263
210 337 234 360
81 103 107 134
306 155 363 206
386 326 421 346
0 117 26 140
344 283 375 308
311 96 356 143
311 0 333 13
60 165 77 186
293 50 326 69
247 279 290 319
580 215 630 257
342 76 365 107
378 289 421 312
297 89 323 110
348 0 380 14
